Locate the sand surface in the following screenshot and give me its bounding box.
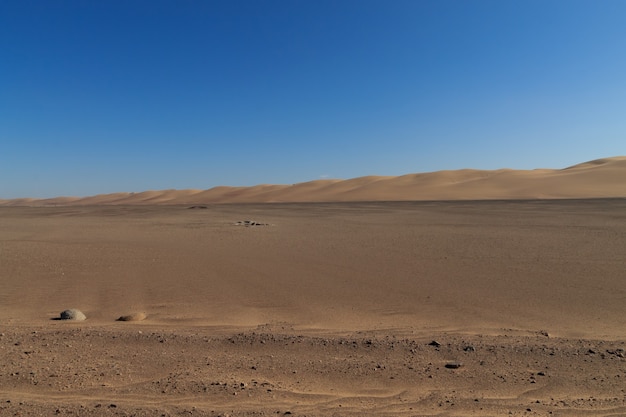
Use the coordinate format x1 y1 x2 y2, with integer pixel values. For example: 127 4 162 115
1 200 626 416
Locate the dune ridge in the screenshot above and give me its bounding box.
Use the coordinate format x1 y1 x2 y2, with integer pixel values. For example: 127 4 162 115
2 156 625 206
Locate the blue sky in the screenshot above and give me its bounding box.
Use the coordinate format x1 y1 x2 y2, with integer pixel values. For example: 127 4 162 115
1 0 625 198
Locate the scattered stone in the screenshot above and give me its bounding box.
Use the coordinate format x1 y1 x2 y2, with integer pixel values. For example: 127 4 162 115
428 340 441 347
235 220 269 226
59 309 86 321
606 349 625 358
445 362 463 369
117 312 147 322
463 345 475 352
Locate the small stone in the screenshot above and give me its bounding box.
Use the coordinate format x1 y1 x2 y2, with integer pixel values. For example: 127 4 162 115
445 362 463 369
235 220 269 227
428 340 441 347
59 309 86 321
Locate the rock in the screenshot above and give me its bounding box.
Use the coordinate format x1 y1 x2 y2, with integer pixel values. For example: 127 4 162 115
59 309 86 321
445 362 463 369
606 348 625 358
428 340 441 347
235 220 269 226
117 312 147 322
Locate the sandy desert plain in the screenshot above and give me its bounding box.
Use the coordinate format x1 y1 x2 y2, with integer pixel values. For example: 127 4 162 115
1 157 626 416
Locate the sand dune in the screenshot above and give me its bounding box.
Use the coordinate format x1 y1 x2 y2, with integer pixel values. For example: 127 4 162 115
2 156 625 206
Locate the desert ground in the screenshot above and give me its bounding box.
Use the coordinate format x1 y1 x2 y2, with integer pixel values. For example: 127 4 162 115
1 198 626 416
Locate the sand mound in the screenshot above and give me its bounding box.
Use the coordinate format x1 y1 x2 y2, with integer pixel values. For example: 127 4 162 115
59 309 86 321
116 312 147 322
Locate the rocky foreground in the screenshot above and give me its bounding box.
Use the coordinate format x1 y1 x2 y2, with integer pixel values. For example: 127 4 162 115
1 325 626 416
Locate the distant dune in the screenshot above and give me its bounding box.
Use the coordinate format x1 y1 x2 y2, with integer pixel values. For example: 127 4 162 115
2 156 625 206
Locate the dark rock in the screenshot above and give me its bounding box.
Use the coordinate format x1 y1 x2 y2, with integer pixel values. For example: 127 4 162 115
445 362 463 369
235 220 269 226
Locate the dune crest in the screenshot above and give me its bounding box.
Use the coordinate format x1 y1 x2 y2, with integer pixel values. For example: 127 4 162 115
2 157 625 206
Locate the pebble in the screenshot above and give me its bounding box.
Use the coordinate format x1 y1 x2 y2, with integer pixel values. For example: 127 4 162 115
235 220 269 226
445 362 463 369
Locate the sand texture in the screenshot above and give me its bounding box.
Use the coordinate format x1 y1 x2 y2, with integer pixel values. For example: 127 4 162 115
1 199 626 416
1 156 625 206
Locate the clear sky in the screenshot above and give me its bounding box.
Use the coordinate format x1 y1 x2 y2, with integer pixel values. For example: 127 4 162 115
1 0 625 198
